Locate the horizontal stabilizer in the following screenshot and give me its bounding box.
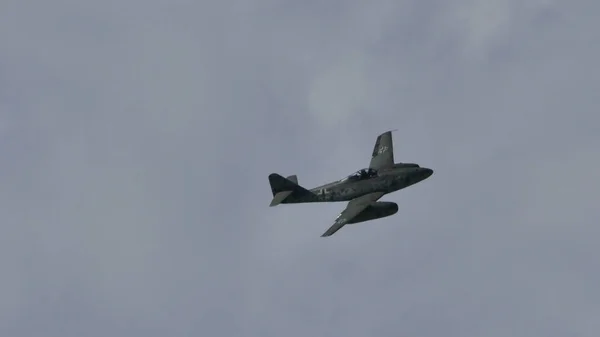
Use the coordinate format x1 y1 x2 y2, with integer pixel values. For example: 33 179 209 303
270 191 293 207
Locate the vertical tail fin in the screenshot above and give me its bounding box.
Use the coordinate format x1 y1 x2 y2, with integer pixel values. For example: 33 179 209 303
268 173 313 206
269 173 306 196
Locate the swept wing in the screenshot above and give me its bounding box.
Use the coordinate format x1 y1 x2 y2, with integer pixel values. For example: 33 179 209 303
321 192 385 237
369 131 395 170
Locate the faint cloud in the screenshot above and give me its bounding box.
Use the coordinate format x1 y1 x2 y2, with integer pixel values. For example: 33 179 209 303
438 0 558 60
308 52 370 128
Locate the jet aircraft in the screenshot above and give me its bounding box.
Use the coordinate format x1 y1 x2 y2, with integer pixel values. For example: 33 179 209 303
268 131 433 237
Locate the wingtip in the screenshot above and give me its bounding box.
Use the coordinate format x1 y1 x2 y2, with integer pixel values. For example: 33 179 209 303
376 129 397 138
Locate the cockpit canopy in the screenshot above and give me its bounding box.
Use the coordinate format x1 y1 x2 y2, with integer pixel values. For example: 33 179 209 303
341 168 378 182
393 163 420 168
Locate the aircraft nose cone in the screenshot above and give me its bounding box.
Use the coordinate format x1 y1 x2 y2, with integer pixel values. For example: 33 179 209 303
422 168 433 179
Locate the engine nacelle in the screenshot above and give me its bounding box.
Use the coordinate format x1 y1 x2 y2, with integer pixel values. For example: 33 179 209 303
347 201 398 224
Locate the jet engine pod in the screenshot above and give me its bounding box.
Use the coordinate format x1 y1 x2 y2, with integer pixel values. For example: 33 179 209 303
347 201 398 224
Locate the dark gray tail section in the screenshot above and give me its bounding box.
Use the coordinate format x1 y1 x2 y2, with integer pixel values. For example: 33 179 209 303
268 173 315 206
268 173 311 196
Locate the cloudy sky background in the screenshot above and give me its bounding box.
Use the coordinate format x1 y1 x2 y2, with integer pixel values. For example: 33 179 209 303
1 0 599 336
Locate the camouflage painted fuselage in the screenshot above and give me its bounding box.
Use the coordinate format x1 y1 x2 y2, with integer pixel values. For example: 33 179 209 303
268 130 434 237
282 167 433 204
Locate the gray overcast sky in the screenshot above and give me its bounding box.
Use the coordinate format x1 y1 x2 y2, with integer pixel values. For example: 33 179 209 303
1 0 599 336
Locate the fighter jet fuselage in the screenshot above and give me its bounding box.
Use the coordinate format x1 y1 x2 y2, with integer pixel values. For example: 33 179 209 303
289 166 433 203
267 131 433 237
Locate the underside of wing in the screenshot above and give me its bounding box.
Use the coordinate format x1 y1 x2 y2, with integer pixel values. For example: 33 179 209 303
369 131 394 170
321 192 385 237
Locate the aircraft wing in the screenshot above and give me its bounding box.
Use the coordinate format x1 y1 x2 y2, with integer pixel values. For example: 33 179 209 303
321 192 385 237
369 131 394 170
